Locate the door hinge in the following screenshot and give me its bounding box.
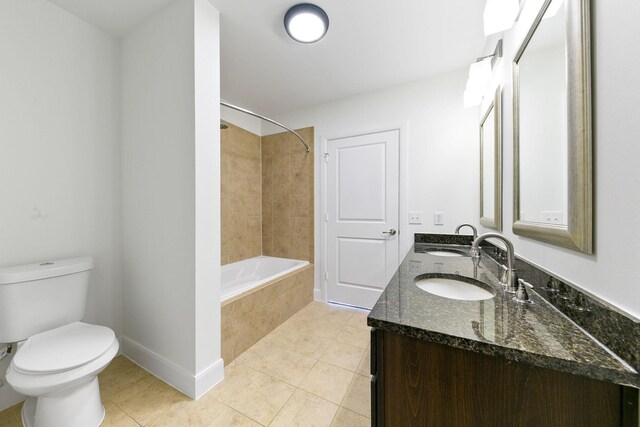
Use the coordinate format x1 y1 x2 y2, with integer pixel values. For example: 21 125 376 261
325 271 329 280
325 213 328 222
323 152 329 162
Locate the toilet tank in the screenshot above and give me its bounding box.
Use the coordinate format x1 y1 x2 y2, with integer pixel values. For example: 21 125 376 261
0 257 93 343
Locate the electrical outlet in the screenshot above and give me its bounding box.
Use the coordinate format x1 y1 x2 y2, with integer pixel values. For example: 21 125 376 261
434 262 444 273
542 211 563 224
408 211 423 224
409 260 423 273
434 211 445 226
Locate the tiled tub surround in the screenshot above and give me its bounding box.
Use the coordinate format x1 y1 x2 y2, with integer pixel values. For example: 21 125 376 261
221 121 262 265
368 236 639 388
222 264 314 364
262 127 314 262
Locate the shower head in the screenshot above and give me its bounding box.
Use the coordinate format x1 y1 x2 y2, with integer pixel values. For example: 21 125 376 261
220 121 228 129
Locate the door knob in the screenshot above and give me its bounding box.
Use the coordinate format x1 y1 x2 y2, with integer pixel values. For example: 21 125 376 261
382 228 397 236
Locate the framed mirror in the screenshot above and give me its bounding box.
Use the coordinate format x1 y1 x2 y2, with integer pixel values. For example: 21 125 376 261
513 0 592 253
480 88 502 230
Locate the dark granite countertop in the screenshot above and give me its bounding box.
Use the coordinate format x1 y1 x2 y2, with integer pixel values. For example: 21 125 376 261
368 242 639 388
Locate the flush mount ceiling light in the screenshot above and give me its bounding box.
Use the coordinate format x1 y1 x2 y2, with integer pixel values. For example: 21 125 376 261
284 3 329 43
483 0 520 35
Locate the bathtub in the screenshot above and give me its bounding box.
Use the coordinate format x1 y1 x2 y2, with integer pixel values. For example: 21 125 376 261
220 255 314 364
221 256 309 302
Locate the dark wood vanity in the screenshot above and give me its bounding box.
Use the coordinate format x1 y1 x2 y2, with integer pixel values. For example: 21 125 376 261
371 328 638 427
367 237 639 427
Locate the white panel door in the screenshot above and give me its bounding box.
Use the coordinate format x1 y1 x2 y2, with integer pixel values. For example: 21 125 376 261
327 130 399 309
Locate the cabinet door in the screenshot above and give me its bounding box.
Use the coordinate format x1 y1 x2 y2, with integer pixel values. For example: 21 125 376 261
381 331 624 427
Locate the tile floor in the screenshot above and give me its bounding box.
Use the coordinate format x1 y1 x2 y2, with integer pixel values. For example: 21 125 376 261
0 302 371 426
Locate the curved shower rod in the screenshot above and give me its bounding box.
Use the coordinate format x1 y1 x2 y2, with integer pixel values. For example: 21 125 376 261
220 100 310 153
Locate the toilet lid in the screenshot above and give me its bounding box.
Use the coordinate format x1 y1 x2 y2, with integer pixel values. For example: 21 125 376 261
13 322 115 374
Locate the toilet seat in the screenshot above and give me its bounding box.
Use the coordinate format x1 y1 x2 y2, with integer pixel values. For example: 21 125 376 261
13 322 115 375
6 326 119 398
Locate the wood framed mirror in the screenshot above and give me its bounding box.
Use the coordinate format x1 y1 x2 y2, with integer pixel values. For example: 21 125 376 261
512 0 592 253
480 87 502 230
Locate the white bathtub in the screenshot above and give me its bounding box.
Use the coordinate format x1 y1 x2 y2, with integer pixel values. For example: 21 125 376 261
221 256 309 302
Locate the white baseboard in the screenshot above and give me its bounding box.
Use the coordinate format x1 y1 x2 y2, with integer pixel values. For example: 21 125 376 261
314 288 323 301
121 336 224 400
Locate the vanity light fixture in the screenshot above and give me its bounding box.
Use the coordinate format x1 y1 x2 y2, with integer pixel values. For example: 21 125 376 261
483 0 520 35
284 3 329 43
464 40 503 108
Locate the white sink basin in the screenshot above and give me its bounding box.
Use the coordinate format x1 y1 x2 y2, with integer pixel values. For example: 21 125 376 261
424 250 464 257
415 277 494 301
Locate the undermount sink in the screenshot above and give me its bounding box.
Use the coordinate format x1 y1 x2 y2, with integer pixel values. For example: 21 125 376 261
417 247 468 257
424 250 464 257
415 276 494 301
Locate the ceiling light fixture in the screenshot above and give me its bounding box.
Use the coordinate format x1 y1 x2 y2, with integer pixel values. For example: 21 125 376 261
284 3 329 43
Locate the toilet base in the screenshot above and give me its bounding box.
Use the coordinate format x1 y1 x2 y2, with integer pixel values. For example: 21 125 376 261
21 376 105 427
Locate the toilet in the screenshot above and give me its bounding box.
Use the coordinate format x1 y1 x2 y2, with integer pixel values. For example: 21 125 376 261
0 257 119 427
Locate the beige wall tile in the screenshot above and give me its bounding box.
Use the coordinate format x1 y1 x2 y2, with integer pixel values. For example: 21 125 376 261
220 122 262 265
262 127 314 261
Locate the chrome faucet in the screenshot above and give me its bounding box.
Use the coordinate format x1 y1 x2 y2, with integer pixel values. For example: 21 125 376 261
471 233 519 293
455 223 478 241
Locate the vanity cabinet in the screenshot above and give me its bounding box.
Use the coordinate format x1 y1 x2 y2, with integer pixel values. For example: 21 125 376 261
370 329 638 427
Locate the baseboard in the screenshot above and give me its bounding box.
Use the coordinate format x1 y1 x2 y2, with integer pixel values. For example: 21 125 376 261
314 288 323 301
121 336 224 400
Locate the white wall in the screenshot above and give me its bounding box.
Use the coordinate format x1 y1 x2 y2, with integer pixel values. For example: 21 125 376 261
265 71 479 298
479 0 640 318
121 0 222 399
0 0 122 410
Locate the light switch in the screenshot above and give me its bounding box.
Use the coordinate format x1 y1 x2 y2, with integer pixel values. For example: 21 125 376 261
434 211 445 225
409 211 423 224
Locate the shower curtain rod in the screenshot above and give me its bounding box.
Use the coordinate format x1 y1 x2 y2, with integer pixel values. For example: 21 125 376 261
220 100 310 153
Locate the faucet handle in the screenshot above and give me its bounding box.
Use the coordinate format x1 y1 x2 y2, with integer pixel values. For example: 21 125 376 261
514 279 533 304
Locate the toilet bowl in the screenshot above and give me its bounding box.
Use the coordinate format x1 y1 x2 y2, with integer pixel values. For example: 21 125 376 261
6 322 119 427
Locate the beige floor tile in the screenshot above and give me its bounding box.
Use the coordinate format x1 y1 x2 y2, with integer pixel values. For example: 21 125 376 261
263 328 333 360
322 309 356 326
335 326 370 349
340 375 370 418
356 346 371 376
99 357 159 405
270 389 339 427
320 341 366 372
236 341 317 386
102 400 139 427
302 320 345 340
276 316 344 340
292 302 355 323
209 363 295 425
330 407 370 427
298 361 354 405
117 376 189 425
147 397 260 427
0 405 21 427
346 311 371 331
